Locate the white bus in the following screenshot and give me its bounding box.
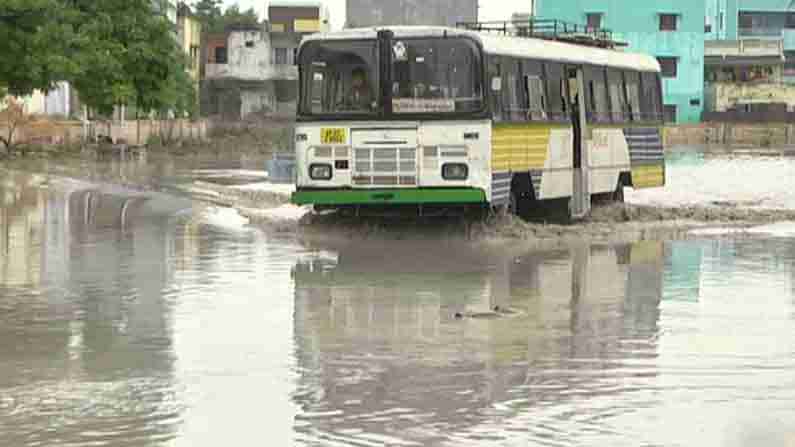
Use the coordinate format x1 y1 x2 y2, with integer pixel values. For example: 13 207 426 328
291 24 665 218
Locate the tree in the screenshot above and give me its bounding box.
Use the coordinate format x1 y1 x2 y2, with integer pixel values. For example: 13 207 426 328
0 97 28 152
193 0 222 32
0 0 77 97
63 0 195 124
193 0 259 34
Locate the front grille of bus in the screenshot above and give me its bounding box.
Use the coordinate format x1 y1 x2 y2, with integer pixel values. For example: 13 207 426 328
353 147 416 186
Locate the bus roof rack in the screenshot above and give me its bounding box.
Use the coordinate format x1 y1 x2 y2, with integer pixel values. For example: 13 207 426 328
457 19 628 49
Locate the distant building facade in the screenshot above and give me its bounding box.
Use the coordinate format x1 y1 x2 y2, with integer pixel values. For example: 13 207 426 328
536 0 706 124
178 4 202 111
267 1 329 116
702 0 795 119
345 0 476 28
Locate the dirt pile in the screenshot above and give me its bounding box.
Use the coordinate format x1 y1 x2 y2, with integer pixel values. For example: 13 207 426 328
590 203 795 224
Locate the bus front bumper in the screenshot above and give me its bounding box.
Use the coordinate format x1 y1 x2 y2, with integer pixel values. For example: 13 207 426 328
291 188 487 206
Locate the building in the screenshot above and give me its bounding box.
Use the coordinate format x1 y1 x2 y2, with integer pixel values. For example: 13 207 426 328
345 0 476 28
536 0 707 124
177 3 202 110
269 1 329 66
702 0 795 119
266 1 329 114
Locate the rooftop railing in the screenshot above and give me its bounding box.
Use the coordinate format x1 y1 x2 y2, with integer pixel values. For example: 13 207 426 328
457 18 626 49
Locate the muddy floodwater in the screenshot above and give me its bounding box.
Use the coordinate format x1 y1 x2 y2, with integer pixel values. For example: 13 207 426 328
3 151 795 446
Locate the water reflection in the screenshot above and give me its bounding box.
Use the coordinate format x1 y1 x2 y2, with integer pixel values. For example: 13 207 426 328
0 172 191 446
291 241 666 445
4 166 795 446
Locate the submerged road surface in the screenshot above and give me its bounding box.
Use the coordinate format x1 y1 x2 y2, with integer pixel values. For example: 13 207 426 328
2 159 795 446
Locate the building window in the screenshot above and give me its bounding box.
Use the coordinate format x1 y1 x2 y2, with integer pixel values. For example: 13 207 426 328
738 12 753 31
657 57 678 78
214 46 227 64
586 13 603 31
245 40 254 48
719 12 725 30
274 48 288 65
190 46 199 70
705 15 712 33
787 13 795 29
659 13 678 31
663 104 677 123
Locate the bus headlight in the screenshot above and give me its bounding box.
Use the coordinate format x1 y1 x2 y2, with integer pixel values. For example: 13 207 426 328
442 163 468 180
309 163 332 180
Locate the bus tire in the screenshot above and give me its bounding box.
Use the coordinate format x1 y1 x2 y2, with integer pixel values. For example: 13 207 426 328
509 173 534 219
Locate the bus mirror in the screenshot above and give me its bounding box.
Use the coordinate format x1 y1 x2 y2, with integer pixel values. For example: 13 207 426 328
491 77 502 92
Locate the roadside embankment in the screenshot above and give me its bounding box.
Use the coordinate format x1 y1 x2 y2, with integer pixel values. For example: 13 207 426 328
665 122 795 149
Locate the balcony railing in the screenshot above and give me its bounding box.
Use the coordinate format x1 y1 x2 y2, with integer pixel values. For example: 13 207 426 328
739 27 791 38
205 63 297 81
705 38 784 57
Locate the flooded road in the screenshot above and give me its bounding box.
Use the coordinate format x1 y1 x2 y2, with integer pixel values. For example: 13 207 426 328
2 159 795 446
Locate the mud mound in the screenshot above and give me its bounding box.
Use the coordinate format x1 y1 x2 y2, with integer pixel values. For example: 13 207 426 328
590 203 795 224
187 180 290 209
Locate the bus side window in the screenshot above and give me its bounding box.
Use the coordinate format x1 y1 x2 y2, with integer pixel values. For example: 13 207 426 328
623 70 642 122
607 68 628 124
525 76 546 121
640 72 663 122
543 62 567 123
584 66 610 124
501 57 523 122
520 59 545 122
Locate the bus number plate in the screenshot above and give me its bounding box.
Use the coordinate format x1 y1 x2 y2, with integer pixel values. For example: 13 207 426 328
321 128 346 144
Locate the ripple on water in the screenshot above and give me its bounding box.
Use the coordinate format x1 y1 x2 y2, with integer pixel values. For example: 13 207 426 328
2 164 795 446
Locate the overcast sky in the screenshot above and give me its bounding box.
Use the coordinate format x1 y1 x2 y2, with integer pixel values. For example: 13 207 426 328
220 0 522 30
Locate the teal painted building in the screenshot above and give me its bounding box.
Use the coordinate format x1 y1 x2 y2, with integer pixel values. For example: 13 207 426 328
707 0 795 82
536 0 706 123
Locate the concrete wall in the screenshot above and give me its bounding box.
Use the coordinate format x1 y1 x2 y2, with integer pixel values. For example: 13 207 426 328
345 0 476 28
537 0 706 124
664 122 795 146
0 119 208 146
269 5 330 33
203 29 298 82
225 29 272 80
709 81 795 111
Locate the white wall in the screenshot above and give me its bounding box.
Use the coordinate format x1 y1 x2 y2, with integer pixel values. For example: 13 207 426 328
205 29 298 81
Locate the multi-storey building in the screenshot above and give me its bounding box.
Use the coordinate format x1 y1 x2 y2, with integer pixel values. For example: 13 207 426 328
702 0 795 119
536 0 707 124
345 0 476 28
177 3 202 111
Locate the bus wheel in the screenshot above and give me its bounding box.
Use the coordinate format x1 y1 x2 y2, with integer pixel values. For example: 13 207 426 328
509 173 534 219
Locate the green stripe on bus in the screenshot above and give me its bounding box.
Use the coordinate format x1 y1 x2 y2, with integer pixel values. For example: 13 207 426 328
292 188 487 205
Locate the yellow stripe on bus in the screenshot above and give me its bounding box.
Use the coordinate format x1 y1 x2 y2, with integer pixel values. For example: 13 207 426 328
491 125 552 172
630 241 664 265
631 164 665 188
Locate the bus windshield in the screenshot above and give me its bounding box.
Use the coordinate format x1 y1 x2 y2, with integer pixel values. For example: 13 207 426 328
390 38 483 114
299 37 484 118
300 41 379 116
